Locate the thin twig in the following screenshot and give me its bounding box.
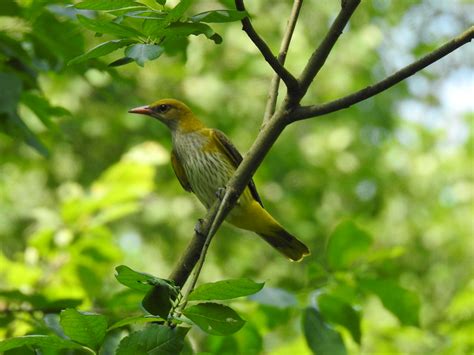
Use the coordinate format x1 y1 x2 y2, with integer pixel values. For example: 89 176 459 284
290 25 474 122
295 0 361 103
263 0 304 125
235 0 299 96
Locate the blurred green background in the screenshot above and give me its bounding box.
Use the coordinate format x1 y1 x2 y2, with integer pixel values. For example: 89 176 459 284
0 0 473 353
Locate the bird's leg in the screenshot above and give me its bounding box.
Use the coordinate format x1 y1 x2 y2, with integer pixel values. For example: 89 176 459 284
194 218 205 237
215 187 226 200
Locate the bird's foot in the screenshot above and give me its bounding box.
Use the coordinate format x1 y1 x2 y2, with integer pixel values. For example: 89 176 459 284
194 218 205 237
215 187 226 200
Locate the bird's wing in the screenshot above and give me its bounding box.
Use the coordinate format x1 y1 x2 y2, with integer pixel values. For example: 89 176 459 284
171 150 193 192
211 129 264 207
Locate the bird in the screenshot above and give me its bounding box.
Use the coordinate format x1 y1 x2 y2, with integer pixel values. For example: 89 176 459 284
128 99 310 261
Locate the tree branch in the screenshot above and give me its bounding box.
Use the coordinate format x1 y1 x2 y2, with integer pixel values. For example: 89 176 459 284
290 25 474 122
263 0 303 124
295 0 361 103
236 0 300 96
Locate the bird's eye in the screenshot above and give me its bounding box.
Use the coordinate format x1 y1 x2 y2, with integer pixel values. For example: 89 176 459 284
156 104 170 113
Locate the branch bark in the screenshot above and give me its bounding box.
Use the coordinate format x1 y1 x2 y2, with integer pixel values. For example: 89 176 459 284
263 0 303 124
290 25 474 122
167 3 472 293
235 0 299 96
295 0 361 103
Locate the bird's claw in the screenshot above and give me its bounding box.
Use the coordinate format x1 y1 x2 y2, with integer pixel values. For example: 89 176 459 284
215 187 226 200
194 218 205 236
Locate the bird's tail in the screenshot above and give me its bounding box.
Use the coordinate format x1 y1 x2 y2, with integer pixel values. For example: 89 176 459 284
257 227 310 262
229 201 310 261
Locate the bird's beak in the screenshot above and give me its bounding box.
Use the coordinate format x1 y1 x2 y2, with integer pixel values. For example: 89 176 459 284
128 105 153 115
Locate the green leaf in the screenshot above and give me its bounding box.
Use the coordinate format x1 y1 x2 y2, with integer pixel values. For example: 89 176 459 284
182 303 245 336
59 308 108 349
115 265 176 293
1 111 49 157
68 39 135 65
21 92 69 131
156 0 166 5
77 15 143 38
117 324 189 355
109 56 135 67
108 315 165 331
188 278 264 301
317 294 361 344
75 0 146 10
163 22 222 44
167 0 193 23
0 335 84 352
249 287 297 308
358 278 420 326
0 72 22 114
302 307 347 355
124 44 164 66
142 283 176 317
190 10 247 23
326 220 373 270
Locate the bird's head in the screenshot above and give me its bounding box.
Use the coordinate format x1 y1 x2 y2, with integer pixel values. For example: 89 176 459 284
128 98 203 132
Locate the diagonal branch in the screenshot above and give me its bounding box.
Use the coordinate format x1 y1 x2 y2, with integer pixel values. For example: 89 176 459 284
290 25 474 122
263 0 304 124
295 0 361 102
236 0 300 96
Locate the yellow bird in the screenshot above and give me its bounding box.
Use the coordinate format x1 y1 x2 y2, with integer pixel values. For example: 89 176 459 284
129 99 310 261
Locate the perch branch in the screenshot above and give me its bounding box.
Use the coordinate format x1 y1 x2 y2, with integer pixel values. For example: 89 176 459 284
290 25 474 122
295 0 361 103
263 0 304 124
236 0 299 96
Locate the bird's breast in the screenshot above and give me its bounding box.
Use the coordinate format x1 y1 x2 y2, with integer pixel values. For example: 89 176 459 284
172 132 235 208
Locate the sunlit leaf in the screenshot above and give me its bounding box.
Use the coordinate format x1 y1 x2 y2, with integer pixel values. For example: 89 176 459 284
188 278 264 301
359 278 420 326
302 307 347 355
59 309 108 349
117 324 189 354
183 303 245 336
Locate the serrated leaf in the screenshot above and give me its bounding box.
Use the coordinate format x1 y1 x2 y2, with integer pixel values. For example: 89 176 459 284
183 303 245 336
124 44 164 66
190 10 247 23
189 278 264 301
0 335 84 352
302 307 347 355
359 278 420 326
68 39 135 65
318 294 361 344
77 14 143 38
108 315 165 331
59 309 108 349
75 0 145 10
326 220 373 270
117 324 189 355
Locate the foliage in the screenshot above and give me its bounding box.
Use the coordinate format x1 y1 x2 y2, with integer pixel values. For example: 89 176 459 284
0 0 473 354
